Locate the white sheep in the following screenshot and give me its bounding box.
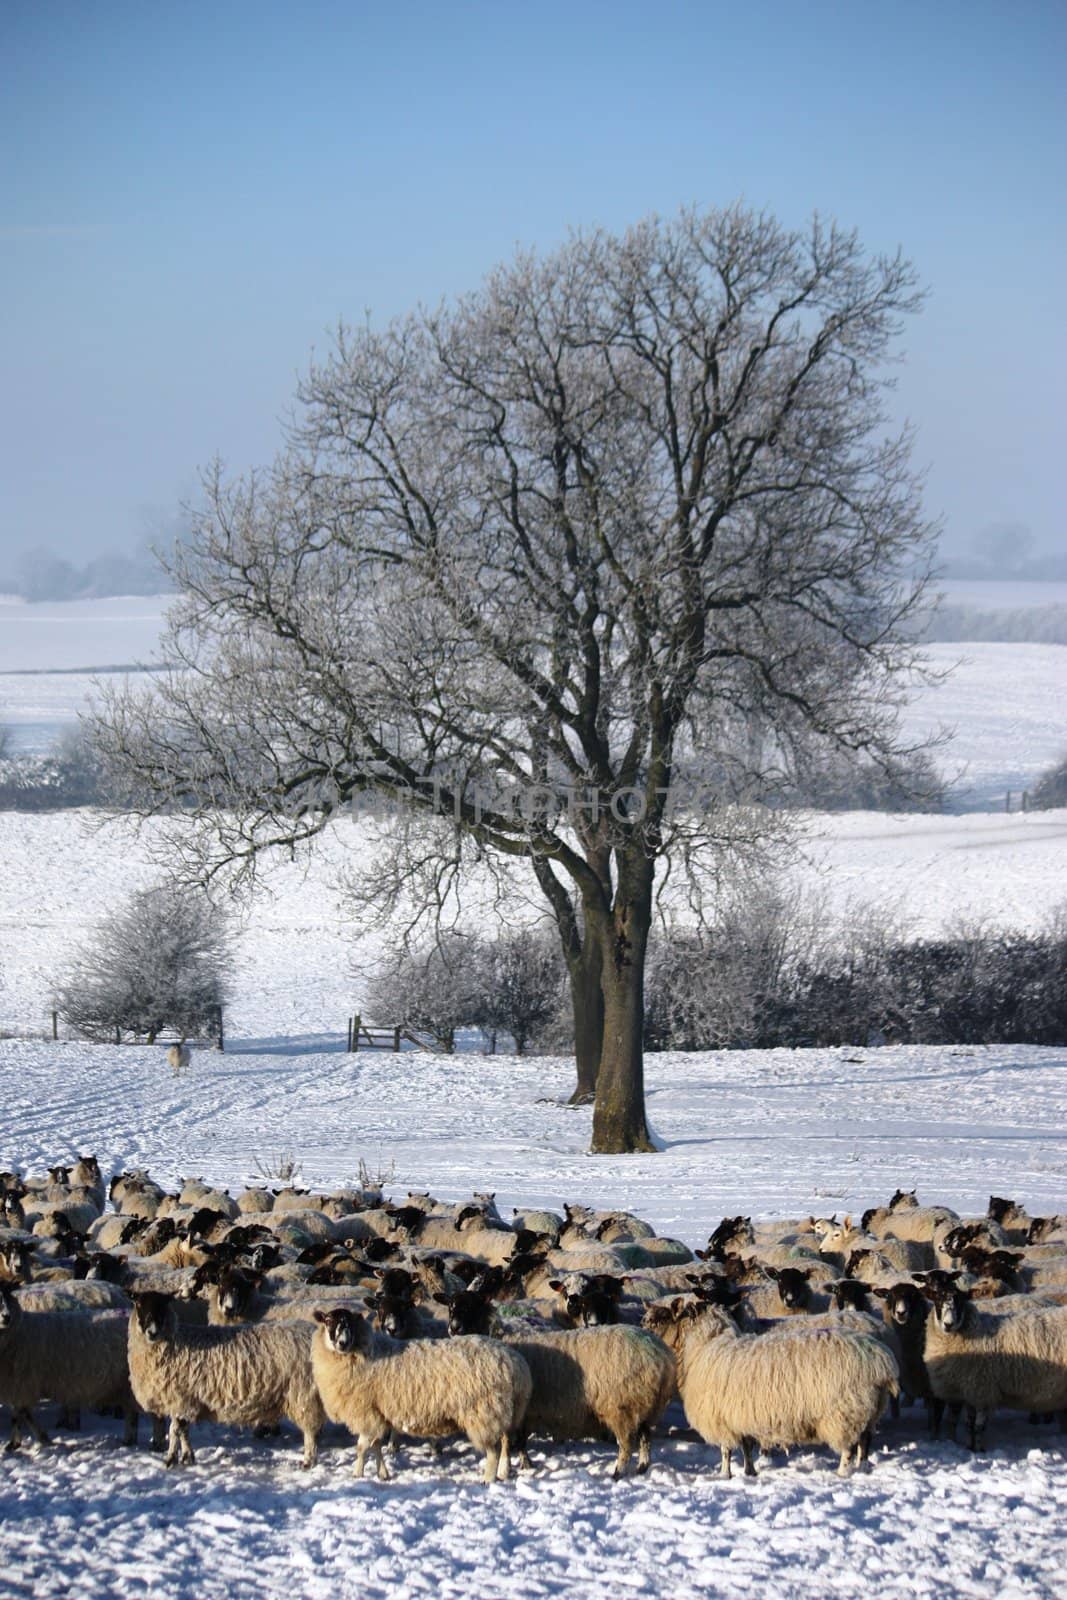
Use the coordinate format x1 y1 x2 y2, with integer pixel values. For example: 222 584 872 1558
311 1306 531 1483
504 1324 676 1477
0 1283 137 1449
166 1041 192 1076
127 1289 326 1467
644 1296 899 1478
921 1282 1067 1449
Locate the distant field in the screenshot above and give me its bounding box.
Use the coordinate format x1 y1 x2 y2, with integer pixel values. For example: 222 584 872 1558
0 593 171 673
0 595 1063 797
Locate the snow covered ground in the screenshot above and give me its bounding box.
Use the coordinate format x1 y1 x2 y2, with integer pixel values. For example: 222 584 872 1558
1 597 1065 1597
898 642 1065 809
1 1037 1065 1600
0 595 171 673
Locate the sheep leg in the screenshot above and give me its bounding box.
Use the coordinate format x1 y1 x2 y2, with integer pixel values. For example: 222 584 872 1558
740 1437 758 1478
12 1408 51 1448
836 1445 854 1478
929 1397 943 1437
854 1429 873 1472
946 1402 963 1443
122 1406 139 1447
483 1442 501 1485
149 1413 167 1452
354 1432 391 1481
636 1423 653 1475
510 1427 532 1471
497 1433 512 1481
165 1417 195 1467
300 1424 320 1470
967 1407 987 1453
719 1445 732 1479
611 1428 636 1480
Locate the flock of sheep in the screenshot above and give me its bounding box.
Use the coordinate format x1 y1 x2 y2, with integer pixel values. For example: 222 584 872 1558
1 1156 1066 1484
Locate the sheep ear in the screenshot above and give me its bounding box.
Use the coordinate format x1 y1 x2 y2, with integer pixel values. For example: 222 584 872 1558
311 1308 329 1324
870 1286 890 1299
843 1216 852 1231
432 1292 452 1306
546 1279 564 1293
800 1268 813 1280
364 1293 379 1309
764 1265 780 1280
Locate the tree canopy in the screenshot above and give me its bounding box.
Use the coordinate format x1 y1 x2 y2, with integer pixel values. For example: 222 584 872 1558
95 205 938 1150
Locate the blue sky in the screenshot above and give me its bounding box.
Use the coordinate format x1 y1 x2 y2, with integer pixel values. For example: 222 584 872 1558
1 0 1064 571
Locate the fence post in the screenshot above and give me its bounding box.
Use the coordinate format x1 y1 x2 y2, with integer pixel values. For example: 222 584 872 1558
393 1025 401 1052
353 1014 361 1052
52 1010 58 1041
1022 789 1029 813
1006 790 1011 813
215 1005 225 1053
115 1025 121 1045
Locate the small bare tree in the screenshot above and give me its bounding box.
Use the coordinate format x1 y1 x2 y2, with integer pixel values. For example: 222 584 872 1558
474 928 565 1054
364 934 482 1054
56 883 231 1044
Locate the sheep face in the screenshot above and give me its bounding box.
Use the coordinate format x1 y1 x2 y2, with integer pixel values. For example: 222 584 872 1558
312 1306 371 1355
0 1239 32 1280
871 1282 927 1327
764 1266 812 1310
217 1268 260 1321
436 1288 493 1337
131 1291 176 1343
888 1189 918 1211
922 1283 970 1332
831 1279 870 1312
365 1292 414 1339
0 1283 18 1331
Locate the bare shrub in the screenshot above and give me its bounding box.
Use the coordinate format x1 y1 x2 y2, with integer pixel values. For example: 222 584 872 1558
1029 752 1067 811
474 929 566 1054
56 882 231 1044
364 934 483 1054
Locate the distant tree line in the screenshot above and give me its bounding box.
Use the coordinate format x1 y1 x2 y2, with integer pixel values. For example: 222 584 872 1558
0 542 172 603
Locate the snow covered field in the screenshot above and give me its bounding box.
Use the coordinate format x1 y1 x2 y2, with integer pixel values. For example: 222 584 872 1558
1 599 1065 1598
898 642 1065 809
0 595 171 674
1 1038 1065 1600
0 595 1064 800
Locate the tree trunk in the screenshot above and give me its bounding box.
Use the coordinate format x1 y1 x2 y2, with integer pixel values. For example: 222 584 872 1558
566 930 604 1104
590 866 656 1154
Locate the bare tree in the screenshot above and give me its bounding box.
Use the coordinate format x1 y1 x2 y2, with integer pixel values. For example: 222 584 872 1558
364 933 482 1055
56 882 231 1044
93 205 937 1151
474 928 565 1055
